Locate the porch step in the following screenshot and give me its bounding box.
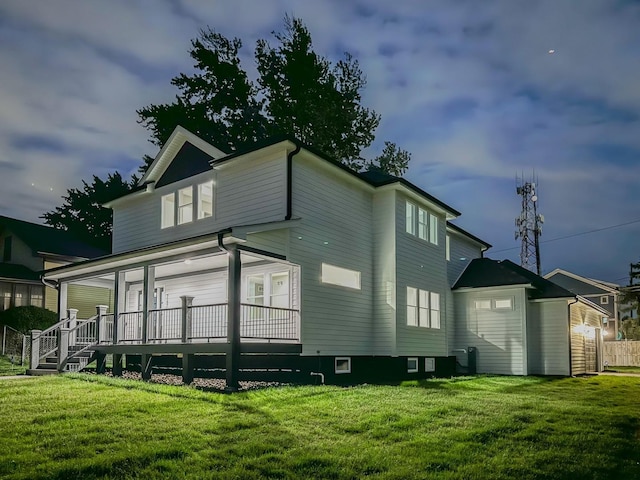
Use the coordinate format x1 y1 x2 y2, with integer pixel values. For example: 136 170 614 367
27 368 60 376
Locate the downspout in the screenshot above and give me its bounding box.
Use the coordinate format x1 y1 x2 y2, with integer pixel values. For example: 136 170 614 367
567 297 579 377
285 143 301 221
41 277 58 290
216 228 233 254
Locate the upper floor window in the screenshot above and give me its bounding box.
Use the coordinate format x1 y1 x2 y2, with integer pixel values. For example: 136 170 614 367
178 187 193 225
161 182 214 229
446 235 450 261
198 181 213 219
405 201 438 245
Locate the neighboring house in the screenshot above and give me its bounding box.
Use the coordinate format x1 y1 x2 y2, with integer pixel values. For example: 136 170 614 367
453 259 610 376
35 126 609 384
0 216 110 318
544 268 621 341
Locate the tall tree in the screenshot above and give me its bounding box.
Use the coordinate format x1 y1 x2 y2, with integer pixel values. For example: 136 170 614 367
138 15 410 175
619 261 640 339
42 172 133 252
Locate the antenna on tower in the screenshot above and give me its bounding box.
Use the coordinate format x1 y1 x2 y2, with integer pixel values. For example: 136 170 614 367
515 173 543 275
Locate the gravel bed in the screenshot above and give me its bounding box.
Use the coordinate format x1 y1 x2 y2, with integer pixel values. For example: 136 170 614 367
84 369 292 392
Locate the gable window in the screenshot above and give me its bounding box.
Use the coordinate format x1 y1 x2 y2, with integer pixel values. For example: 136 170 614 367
494 298 513 309
177 187 193 225
407 286 441 329
161 194 175 229
2 236 11 261
600 296 609 305
198 181 213 219
321 263 361 290
405 201 438 245
474 299 491 310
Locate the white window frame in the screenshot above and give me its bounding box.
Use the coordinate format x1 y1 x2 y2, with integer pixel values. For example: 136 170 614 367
407 286 418 326
446 235 450 261
418 208 428 240
474 299 491 310
197 181 214 219
405 201 438 246
430 292 441 329
407 357 419 373
406 202 416 235
418 289 429 327
600 296 609 305
425 357 436 372
335 357 351 374
429 213 438 245
494 298 514 310
407 286 441 329
321 263 361 290
177 186 194 225
161 193 175 229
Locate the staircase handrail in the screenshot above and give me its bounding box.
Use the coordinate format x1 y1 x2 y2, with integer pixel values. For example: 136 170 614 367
33 317 70 339
68 315 98 337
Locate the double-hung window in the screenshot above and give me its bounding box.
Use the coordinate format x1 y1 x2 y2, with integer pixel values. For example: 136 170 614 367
178 187 193 225
405 201 438 245
198 181 213 219
161 181 215 229
407 286 440 329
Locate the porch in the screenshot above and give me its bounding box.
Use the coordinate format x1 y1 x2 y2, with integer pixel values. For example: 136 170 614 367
33 238 302 390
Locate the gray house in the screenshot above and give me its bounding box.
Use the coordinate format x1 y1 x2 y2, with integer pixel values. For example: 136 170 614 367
30 126 609 385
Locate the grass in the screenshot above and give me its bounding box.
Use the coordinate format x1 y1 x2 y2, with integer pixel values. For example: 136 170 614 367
0 354 27 376
0 375 639 479
605 365 640 374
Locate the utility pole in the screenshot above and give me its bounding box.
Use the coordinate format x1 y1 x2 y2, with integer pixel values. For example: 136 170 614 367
515 175 544 275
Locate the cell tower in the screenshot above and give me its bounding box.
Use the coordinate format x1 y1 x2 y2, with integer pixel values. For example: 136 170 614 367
515 175 544 275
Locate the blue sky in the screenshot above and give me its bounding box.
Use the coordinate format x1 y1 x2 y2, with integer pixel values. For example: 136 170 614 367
0 0 638 283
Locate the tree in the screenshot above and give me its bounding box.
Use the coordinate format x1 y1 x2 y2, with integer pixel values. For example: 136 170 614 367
618 261 640 339
42 172 133 251
137 15 410 175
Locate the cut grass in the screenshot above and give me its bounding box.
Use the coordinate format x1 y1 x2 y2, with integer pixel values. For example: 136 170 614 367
0 354 27 376
1 374 639 479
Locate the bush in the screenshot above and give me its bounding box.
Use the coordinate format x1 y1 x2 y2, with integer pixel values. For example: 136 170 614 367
0 306 58 334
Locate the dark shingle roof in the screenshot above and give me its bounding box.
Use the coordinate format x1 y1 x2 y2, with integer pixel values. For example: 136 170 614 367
0 263 40 282
453 258 575 299
0 216 108 259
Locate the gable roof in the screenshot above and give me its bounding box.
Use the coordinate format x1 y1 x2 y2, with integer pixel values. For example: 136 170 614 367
544 268 619 294
454 258 575 299
446 222 492 250
0 263 40 282
0 216 107 260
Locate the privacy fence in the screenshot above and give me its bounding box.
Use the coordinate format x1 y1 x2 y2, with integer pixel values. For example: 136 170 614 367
603 340 640 367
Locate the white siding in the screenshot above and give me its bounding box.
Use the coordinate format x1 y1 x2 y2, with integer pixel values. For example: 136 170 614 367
372 190 396 355
447 232 484 287
288 153 374 356
570 302 602 375
395 194 448 357
454 287 528 375
527 300 570 376
112 150 287 253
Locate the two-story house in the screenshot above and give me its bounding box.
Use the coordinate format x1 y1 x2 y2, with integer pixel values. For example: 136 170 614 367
0 216 109 318
33 127 609 385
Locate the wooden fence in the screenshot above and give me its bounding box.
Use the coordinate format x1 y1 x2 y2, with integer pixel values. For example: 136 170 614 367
603 340 640 366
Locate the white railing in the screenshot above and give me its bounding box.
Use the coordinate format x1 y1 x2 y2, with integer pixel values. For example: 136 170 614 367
240 304 300 340
71 318 97 345
189 303 228 340
102 313 115 345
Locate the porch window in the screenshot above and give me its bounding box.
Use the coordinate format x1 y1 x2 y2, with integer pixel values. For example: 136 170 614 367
30 286 44 308
270 272 290 308
177 187 193 225
197 181 213 219
13 285 28 307
161 194 175 229
321 263 361 290
246 275 265 306
0 282 11 311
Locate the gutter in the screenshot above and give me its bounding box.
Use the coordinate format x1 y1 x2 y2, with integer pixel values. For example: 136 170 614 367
567 297 579 377
216 229 233 254
41 276 58 290
285 143 301 221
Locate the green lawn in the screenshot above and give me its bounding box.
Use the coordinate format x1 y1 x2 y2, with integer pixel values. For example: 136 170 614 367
1 375 639 479
0 354 27 376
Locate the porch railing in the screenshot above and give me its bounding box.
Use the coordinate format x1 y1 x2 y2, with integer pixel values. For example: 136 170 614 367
189 303 227 340
240 304 299 340
148 307 182 342
119 311 143 343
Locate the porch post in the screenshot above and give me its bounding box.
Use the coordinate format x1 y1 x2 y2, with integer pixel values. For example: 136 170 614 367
113 270 125 344
67 308 78 346
181 296 194 343
57 328 70 372
29 330 41 370
112 353 123 377
95 305 108 374
142 265 155 343
58 282 68 322
226 244 241 392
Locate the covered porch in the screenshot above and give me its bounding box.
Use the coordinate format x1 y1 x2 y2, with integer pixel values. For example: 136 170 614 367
34 234 301 390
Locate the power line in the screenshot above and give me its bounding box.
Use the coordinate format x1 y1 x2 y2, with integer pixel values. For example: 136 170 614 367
491 218 640 254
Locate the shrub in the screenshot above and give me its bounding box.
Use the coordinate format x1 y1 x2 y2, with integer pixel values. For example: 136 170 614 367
0 306 58 333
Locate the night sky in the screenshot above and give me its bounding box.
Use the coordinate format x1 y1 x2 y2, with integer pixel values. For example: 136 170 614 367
0 1 638 284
